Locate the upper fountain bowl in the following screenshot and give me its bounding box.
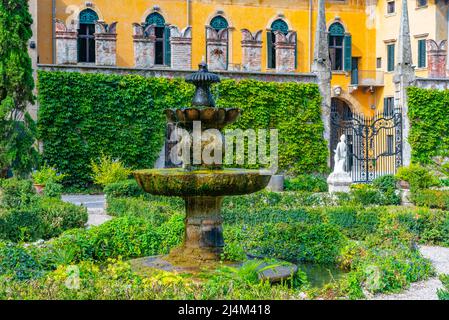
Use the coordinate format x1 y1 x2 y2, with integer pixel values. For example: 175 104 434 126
165 107 241 130
133 168 271 197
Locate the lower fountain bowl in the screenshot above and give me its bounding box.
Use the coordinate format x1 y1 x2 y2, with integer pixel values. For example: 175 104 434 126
133 168 271 197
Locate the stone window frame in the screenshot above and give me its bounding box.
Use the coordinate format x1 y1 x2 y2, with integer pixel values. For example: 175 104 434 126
266 18 291 70
386 1 396 16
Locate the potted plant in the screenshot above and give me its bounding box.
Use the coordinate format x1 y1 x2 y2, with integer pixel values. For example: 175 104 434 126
31 165 66 194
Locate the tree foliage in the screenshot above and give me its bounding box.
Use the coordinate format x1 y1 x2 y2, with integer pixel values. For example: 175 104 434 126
0 0 37 177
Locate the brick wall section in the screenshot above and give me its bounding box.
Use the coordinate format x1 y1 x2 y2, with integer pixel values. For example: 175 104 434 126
95 22 118 66
206 27 228 71
275 31 297 73
427 39 447 78
241 29 263 72
170 26 192 70
133 23 156 68
55 19 78 65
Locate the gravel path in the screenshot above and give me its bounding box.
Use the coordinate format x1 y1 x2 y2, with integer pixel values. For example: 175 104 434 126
372 245 449 300
62 194 112 227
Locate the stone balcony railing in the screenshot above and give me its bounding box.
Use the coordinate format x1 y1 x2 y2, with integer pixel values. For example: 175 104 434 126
37 64 317 84
350 70 384 87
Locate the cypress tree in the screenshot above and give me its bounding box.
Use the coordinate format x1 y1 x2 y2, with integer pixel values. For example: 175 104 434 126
0 0 37 177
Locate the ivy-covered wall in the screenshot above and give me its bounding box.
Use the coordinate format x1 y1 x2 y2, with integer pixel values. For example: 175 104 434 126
37 71 327 186
408 87 449 164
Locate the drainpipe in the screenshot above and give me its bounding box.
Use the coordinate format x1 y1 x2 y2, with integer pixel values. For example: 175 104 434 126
309 0 313 72
52 0 56 64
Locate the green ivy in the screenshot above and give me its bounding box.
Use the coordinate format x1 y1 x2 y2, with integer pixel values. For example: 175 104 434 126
408 87 449 164
37 72 327 186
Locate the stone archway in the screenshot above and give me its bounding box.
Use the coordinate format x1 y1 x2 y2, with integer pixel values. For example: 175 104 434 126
330 97 354 171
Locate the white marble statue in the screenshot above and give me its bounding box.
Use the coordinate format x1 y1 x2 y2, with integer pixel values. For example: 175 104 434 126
333 134 347 174
327 134 352 193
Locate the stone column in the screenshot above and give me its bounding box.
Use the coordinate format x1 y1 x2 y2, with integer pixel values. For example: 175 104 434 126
427 39 447 78
206 27 228 71
311 0 332 168
393 0 415 167
55 19 78 65
274 31 296 73
241 29 263 72
133 23 156 68
95 22 118 66
170 26 192 70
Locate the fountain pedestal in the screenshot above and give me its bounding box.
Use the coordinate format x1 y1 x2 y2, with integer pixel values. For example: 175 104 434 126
183 196 224 259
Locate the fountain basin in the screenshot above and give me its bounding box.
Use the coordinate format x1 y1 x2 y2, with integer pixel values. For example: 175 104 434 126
134 168 271 197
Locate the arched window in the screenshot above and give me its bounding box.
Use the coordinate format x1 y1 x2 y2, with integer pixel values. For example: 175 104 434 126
329 22 352 71
78 9 99 63
146 12 170 66
267 19 289 69
210 16 229 32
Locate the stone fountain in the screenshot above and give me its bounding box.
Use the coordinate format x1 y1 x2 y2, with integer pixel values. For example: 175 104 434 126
133 62 272 266
133 64 298 281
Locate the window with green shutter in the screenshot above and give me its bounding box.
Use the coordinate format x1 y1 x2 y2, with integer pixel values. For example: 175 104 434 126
387 44 395 72
418 39 426 68
145 13 170 66
329 22 350 71
268 19 289 69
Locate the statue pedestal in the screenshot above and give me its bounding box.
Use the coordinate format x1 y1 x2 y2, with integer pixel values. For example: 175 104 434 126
327 172 352 193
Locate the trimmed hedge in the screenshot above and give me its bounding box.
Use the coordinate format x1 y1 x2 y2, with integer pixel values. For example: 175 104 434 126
37 71 327 186
408 87 449 164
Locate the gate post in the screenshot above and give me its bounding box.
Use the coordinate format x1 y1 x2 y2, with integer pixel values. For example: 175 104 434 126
393 0 415 167
312 0 332 168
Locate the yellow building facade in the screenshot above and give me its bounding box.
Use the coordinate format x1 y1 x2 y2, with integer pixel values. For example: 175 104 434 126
35 0 384 115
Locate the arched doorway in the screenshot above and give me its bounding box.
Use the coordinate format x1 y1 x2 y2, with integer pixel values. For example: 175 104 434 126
330 98 354 172
78 9 99 63
330 98 404 182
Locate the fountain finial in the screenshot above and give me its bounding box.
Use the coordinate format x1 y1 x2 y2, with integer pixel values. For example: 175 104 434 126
186 62 220 107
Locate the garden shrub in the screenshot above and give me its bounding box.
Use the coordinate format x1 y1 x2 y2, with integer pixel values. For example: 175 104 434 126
104 179 145 199
243 222 347 264
0 178 35 209
38 72 326 187
0 259 305 300
284 174 328 192
0 242 44 280
324 207 357 237
42 182 63 199
396 164 440 191
0 195 87 242
411 189 449 210
91 154 132 187
438 275 449 300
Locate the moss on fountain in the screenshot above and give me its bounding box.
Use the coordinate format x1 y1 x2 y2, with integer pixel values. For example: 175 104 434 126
133 168 271 197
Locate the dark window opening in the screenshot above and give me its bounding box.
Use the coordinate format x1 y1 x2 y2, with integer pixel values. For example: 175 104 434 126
268 19 289 69
387 1 396 14
329 35 344 71
155 26 165 65
387 135 394 154
77 9 98 63
146 12 170 66
417 0 428 8
387 44 395 72
384 97 394 117
377 57 382 69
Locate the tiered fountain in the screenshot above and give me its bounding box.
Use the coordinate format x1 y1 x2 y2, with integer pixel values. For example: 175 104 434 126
134 63 296 279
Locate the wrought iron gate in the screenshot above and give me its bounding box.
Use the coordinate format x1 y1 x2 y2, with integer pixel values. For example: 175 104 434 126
330 101 403 183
